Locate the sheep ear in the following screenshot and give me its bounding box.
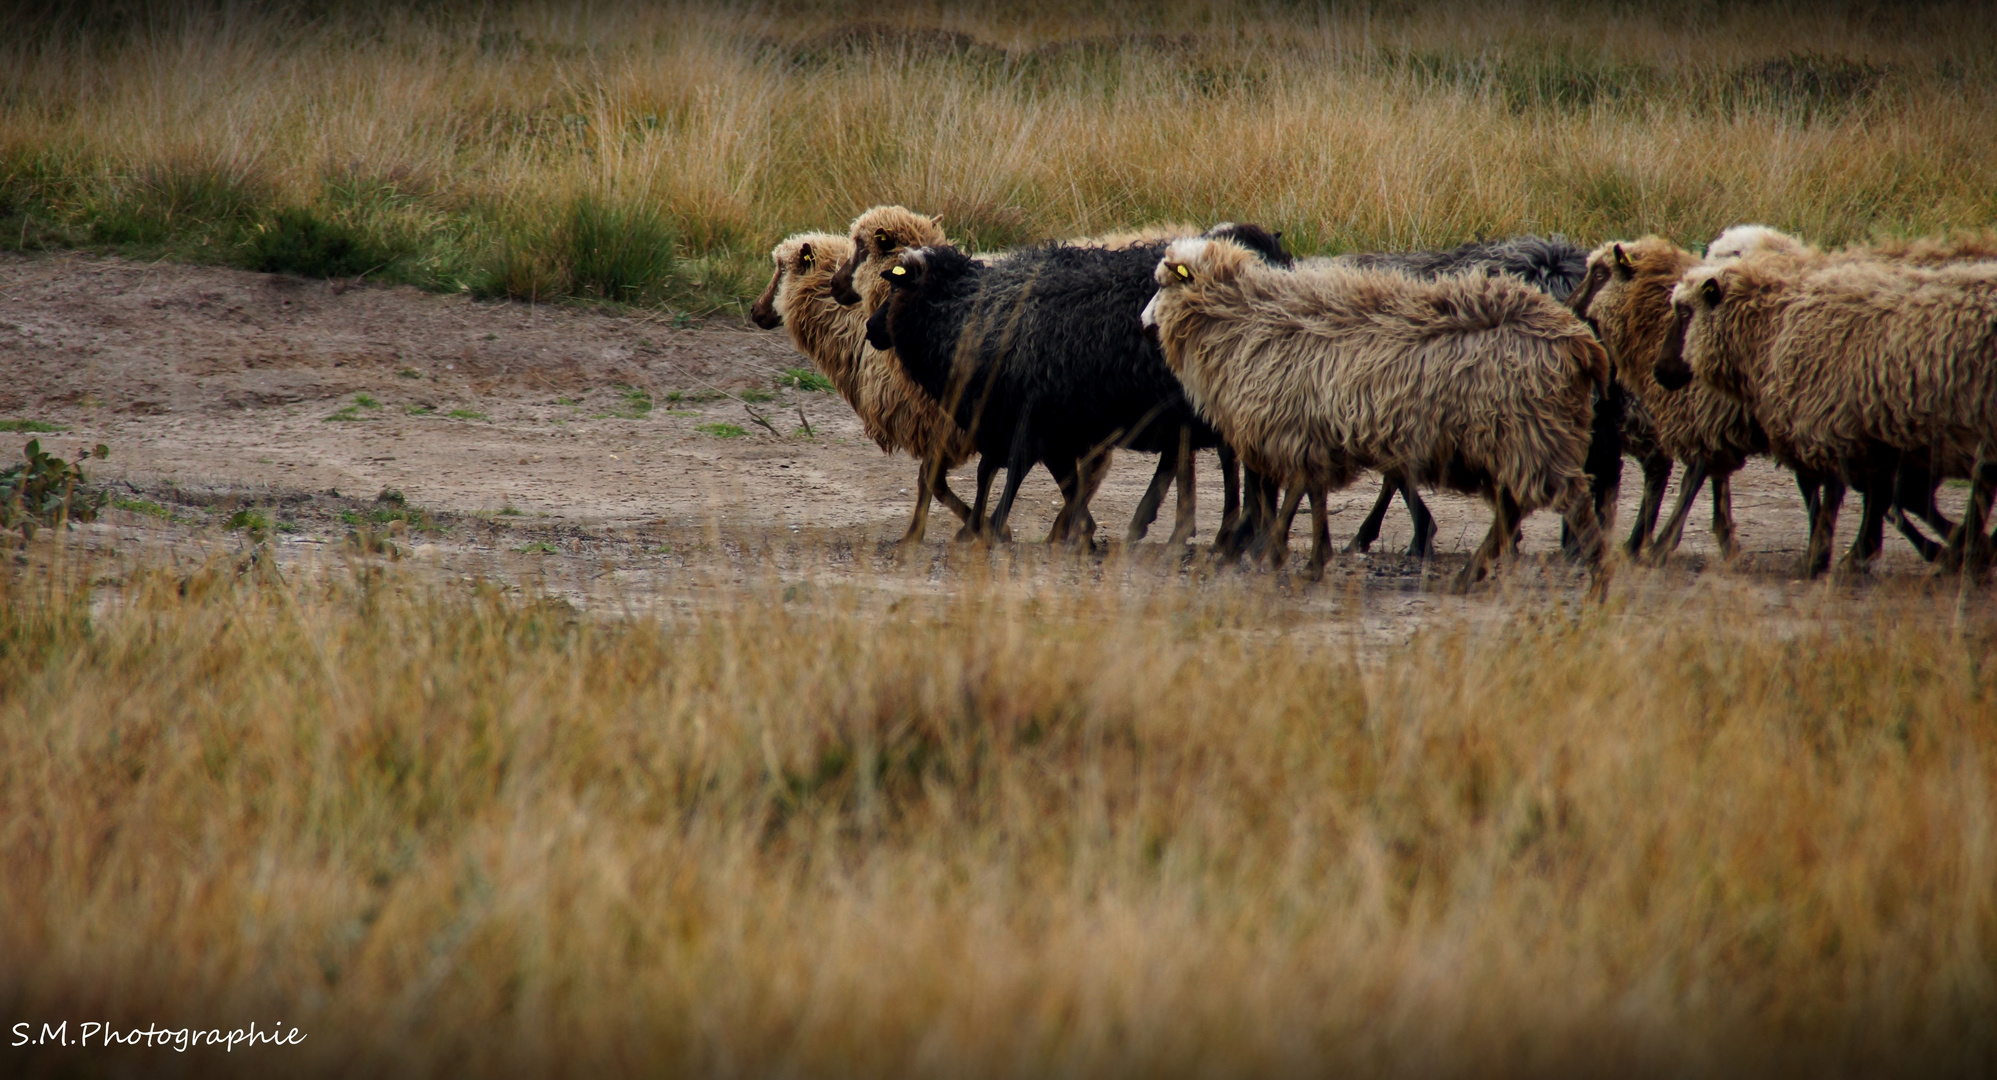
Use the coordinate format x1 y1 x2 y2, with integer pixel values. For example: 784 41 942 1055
1701 277 1724 306
1612 243 1633 278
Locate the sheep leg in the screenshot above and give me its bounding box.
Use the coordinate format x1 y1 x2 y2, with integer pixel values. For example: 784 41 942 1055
902 454 972 546
1896 455 1955 542
986 451 1033 544
1126 452 1175 543
1401 482 1436 558
1942 453 1997 573
1305 489 1332 582
1710 470 1739 561
1626 453 1674 558
1348 479 1397 554
1888 455 1945 563
1167 429 1198 547
1839 451 1897 574
1643 460 1709 567
1452 490 1521 594
961 455 1004 542
1272 485 1307 569
1803 473 1846 578
931 460 976 525
1216 445 1241 543
1561 479 1607 574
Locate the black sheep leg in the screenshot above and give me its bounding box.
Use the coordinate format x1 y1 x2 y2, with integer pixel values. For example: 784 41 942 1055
1643 460 1709 567
962 455 1005 543
986 414 1039 543
1401 482 1436 558
1166 428 1198 547
1625 453 1674 558
1801 471 1846 578
1837 456 1893 574
1216 445 1241 544
1348 479 1398 554
1305 489 1332 581
1127 445 1177 543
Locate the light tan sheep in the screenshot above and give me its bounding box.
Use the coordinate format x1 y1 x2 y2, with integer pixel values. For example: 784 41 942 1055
1142 236 1608 592
750 231 976 544
1658 252 1997 574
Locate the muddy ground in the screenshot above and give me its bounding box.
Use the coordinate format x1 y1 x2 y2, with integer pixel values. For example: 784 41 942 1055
4 250 1980 644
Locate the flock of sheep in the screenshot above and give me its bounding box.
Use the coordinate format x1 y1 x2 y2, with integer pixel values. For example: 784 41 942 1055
748 205 1997 592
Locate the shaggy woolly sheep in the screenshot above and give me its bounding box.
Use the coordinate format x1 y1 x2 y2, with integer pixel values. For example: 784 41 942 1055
1656 251 1997 574
1142 235 1609 592
750 231 977 544
1314 235 1598 558
1566 237 1767 565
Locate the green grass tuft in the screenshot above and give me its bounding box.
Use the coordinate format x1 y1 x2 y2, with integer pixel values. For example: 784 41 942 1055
698 422 747 439
777 368 834 393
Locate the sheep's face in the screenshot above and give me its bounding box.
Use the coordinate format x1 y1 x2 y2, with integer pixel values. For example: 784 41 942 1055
1656 271 1726 392
1568 241 1635 323
752 234 853 330
829 206 947 307
864 250 927 352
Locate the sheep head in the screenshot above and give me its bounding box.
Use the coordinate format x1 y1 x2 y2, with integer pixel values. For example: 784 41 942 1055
1203 222 1294 267
752 232 851 330
1656 266 1730 393
830 205 950 307
863 247 930 352
1571 237 1700 397
1706 224 1814 262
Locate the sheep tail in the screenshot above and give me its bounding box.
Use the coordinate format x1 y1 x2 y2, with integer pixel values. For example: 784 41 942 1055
1566 334 1611 392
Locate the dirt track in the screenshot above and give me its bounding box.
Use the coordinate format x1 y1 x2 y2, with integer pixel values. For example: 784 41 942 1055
4 250 1969 607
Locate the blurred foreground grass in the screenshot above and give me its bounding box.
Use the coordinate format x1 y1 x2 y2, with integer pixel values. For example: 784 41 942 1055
3 1 1996 315
2 544 1994 1076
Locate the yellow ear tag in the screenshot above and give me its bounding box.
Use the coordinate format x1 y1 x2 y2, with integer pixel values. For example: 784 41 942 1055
1174 264 1191 280
890 266 906 276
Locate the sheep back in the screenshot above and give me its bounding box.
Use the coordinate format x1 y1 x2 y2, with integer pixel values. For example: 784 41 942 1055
1152 238 1604 512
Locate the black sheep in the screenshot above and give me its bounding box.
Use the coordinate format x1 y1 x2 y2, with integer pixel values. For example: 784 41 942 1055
865 240 1236 545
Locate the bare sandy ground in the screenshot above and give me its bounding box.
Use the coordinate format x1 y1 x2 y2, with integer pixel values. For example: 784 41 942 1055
5 249 1975 643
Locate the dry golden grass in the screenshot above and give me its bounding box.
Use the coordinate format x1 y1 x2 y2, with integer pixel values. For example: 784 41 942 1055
3 543 1995 1076
3 2 1995 307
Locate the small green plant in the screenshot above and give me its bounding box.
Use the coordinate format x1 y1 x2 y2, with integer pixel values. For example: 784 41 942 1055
665 389 725 405
113 497 173 519
405 404 436 416
353 393 381 410
376 488 406 506
698 422 746 439
597 385 653 419
324 407 361 422
497 505 523 516
739 387 775 404
225 507 272 543
1 439 105 540
514 540 560 554
778 368 834 392
446 409 487 421
556 396 578 406
0 419 66 433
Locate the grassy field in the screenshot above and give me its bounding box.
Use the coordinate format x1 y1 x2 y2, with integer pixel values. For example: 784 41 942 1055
8 2 1997 1074
2 544 1995 1076
3 1 1996 314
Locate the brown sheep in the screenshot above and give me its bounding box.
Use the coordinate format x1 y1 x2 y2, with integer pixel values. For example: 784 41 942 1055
1567 238 1766 565
750 231 976 544
1142 236 1609 592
